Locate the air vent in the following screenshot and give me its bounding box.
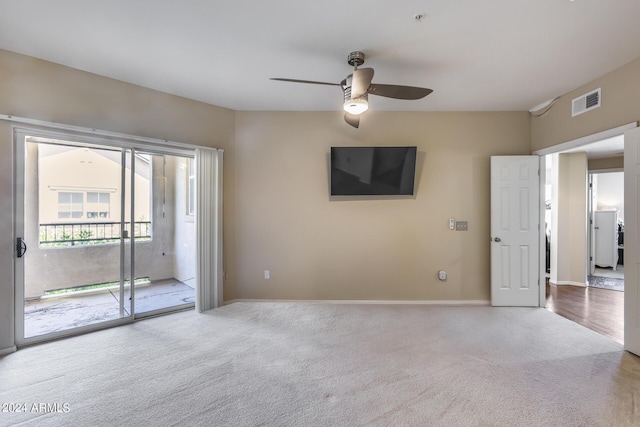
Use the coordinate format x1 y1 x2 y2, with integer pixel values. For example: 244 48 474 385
572 88 601 117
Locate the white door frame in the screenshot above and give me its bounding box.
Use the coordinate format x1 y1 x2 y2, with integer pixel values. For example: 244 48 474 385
588 173 595 276
533 123 637 310
538 155 547 306
623 126 640 355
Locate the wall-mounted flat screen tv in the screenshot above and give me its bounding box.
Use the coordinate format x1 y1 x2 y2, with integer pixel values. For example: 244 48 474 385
330 146 417 196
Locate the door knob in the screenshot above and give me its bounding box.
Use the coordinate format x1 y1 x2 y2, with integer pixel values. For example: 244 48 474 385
494 237 501 242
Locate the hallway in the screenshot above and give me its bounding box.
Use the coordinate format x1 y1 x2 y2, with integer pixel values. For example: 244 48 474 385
545 282 623 344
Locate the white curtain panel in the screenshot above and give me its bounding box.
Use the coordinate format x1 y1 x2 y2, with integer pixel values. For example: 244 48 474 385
195 148 224 312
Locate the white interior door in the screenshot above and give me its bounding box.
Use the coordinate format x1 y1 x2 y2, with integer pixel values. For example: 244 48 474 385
624 126 640 356
491 156 540 306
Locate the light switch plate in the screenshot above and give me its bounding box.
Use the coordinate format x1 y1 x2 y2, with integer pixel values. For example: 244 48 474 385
455 221 468 231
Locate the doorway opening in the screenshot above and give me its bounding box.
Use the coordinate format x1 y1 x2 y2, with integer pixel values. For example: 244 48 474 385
589 171 624 291
537 126 629 344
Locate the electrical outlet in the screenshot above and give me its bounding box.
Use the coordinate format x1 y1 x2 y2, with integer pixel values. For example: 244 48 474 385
449 218 455 230
455 221 468 231
264 270 270 280
438 270 447 281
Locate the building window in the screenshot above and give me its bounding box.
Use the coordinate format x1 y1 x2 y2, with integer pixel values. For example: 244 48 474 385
58 192 83 219
187 158 195 216
86 191 110 219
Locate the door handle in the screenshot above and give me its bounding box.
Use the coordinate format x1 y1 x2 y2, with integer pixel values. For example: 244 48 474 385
16 237 27 258
493 237 501 242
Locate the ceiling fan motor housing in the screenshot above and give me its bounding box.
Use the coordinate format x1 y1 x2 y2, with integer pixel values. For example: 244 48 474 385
344 85 368 104
347 51 365 67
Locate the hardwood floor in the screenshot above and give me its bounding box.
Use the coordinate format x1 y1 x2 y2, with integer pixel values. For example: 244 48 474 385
545 282 624 344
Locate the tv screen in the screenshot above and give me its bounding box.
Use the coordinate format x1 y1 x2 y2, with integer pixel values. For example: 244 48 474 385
330 146 417 196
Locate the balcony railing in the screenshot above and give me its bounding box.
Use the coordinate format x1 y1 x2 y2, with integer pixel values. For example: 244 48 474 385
40 221 151 247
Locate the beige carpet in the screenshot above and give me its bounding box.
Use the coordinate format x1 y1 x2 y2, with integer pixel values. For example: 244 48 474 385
1 302 639 426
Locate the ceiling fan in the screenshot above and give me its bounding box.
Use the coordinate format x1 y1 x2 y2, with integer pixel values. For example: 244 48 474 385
271 51 433 128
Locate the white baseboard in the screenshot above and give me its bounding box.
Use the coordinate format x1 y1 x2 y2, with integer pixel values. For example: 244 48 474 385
224 299 490 306
550 281 587 287
0 346 17 357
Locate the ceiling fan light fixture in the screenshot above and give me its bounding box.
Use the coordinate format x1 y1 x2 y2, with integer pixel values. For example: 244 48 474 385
343 96 368 115
271 51 432 127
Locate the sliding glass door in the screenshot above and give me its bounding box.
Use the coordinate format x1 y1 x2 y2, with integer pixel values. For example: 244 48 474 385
14 130 195 345
132 152 196 316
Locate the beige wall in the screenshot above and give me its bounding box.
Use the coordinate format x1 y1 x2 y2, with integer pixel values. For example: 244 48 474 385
588 156 623 171
532 57 640 151
233 111 530 301
551 153 588 286
0 49 235 351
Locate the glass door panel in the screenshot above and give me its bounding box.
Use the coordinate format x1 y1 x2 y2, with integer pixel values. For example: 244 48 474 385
133 153 195 315
19 136 132 340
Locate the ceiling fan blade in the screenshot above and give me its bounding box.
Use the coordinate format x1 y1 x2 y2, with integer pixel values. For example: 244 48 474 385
351 68 374 99
270 78 340 86
368 84 433 100
344 112 360 128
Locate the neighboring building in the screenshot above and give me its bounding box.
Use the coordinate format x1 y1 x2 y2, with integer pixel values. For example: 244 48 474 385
37 142 151 225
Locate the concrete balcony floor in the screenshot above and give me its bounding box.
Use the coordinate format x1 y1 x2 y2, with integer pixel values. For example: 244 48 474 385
24 278 195 338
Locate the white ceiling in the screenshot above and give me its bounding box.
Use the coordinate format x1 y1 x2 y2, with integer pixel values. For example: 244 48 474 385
1 0 640 113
